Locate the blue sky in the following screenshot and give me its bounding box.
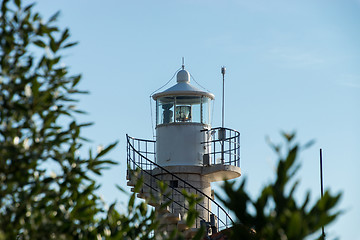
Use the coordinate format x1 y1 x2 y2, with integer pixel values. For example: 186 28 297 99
36 0 360 239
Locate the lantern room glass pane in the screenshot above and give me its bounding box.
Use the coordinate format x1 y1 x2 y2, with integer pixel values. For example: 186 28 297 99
192 103 201 123
175 96 201 123
157 97 175 125
202 97 211 125
175 106 191 122
156 96 212 125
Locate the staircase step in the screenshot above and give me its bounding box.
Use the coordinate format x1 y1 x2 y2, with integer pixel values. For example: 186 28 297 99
131 187 150 194
137 192 151 200
126 170 136 180
147 198 164 207
177 220 189 231
184 228 199 238
127 170 142 181
147 200 159 207
127 175 140 186
127 180 136 187
165 224 178 233
161 212 181 224
156 205 171 214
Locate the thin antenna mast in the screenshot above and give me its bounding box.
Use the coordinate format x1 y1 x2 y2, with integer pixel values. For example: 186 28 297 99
221 66 226 128
182 57 185 69
320 149 326 239
220 66 226 164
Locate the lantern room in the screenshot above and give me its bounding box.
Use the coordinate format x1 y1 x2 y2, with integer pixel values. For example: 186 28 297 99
152 68 215 167
153 69 214 126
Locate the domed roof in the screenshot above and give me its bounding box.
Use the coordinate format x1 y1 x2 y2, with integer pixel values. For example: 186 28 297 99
176 69 190 83
152 69 215 100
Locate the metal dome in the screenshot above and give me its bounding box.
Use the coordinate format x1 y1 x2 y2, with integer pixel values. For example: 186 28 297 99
152 69 215 100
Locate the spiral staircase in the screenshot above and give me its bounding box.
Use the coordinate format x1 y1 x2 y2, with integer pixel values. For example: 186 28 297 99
126 127 241 238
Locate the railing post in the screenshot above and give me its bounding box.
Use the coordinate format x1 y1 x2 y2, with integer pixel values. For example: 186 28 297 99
138 140 140 165
229 131 232 165
213 140 216 165
226 213 228 228
219 128 226 164
145 141 148 166
239 133 241 167
154 140 156 163
208 198 210 222
126 137 129 167
217 206 220 229
196 199 198 228
132 142 135 170
141 150 143 170
234 136 238 166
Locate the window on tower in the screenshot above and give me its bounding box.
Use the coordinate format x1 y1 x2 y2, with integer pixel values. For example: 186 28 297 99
169 180 178 188
157 97 174 125
175 96 200 123
175 106 191 122
202 97 211 125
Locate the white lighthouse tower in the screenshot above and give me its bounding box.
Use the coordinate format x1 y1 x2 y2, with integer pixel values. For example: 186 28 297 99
126 65 241 238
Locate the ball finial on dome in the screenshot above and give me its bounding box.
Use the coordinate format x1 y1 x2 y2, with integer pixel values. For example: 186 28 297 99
177 69 190 83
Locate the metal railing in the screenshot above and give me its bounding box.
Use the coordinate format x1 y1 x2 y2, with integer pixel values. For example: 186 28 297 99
201 127 240 167
126 134 234 231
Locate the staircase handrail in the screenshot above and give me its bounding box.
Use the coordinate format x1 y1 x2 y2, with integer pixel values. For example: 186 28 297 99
128 158 199 220
126 134 234 229
126 137 216 228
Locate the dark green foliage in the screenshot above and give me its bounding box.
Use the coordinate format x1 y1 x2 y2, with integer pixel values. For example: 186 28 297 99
0 0 122 238
98 179 159 240
217 133 342 240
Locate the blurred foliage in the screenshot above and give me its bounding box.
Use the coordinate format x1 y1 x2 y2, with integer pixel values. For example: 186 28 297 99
0 0 120 238
217 132 342 240
0 1 204 239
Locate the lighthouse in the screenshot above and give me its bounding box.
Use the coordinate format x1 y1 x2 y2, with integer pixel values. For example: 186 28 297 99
126 65 241 238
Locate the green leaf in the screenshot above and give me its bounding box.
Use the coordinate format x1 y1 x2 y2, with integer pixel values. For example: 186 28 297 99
63 41 78 49
33 13 39 21
303 139 315 149
49 37 58 52
266 136 282 154
48 10 60 23
128 193 136 212
33 40 46 48
73 109 87 114
95 141 118 159
71 75 82 87
287 211 302 237
15 0 21 7
24 3 35 12
60 28 70 43
31 78 40 97
115 184 127 194
78 122 93 128
284 145 298 171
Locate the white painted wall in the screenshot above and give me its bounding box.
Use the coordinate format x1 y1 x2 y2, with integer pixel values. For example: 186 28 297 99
156 123 211 166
